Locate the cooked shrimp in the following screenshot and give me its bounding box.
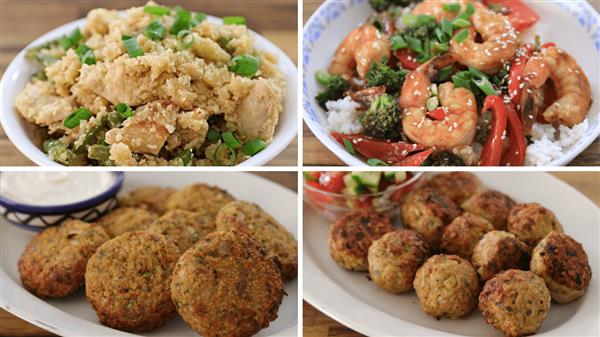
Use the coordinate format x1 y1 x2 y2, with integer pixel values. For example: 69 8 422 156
400 60 478 150
329 24 390 79
450 2 518 74
412 0 462 21
520 46 591 127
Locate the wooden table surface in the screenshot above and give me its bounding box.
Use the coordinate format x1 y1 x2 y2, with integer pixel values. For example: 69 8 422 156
0 171 297 336
304 171 600 337
302 0 600 166
0 0 297 166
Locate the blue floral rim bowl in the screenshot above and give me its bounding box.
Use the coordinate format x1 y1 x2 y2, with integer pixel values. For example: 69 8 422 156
0 172 124 232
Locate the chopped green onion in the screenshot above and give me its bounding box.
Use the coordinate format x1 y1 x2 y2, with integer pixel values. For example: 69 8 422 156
88 144 110 162
405 36 423 53
434 27 447 43
436 65 454 82
59 28 84 50
453 29 469 43
430 83 438 96
177 29 195 49
144 5 171 16
115 103 133 118
144 21 166 41
426 96 439 111
367 158 388 166
534 35 541 51
170 7 191 34
402 14 417 28
416 14 436 26
213 143 236 166
315 70 332 86
434 42 449 53
443 3 461 12
472 76 497 96
222 16 246 25
452 71 472 89
64 107 92 129
191 12 207 26
222 131 242 149
207 128 220 142
242 138 267 155
465 3 475 16
441 17 453 37
176 148 193 166
468 66 487 79
343 139 355 155
452 18 471 28
75 44 96 65
122 35 144 57
390 35 408 50
229 54 260 77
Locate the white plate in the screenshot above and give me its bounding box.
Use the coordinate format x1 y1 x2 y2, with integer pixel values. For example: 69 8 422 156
0 172 298 336
304 172 599 336
302 1 600 166
0 14 297 167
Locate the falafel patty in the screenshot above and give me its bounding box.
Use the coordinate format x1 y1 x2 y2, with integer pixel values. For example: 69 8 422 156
18 219 109 298
119 186 177 214
440 212 494 260
423 172 480 204
400 187 460 250
471 230 529 281
216 201 298 281
328 210 394 271
85 231 180 332
96 206 157 237
165 183 235 219
170 230 284 337
479 269 551 337
461 190 516 230
368 229 429 293
413 254 480 319
531 231 592 304
148 209 216 253
508 202 563 249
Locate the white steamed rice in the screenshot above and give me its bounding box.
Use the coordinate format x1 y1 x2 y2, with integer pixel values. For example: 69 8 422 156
326 96 364 134
525 118 589 166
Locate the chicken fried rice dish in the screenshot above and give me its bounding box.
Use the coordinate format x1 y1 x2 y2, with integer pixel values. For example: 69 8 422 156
16 2 286 166
314 0 594 166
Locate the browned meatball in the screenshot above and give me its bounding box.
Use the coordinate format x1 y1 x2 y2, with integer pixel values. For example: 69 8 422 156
423 172 480 204
329 210 394 271
461 190 516 230
508 203 563 250
440 213 494 260
471 230 529 281
401 187 460 250
531 232 592 304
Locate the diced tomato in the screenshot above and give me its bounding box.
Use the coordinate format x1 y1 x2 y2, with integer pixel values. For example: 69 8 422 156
393 148 433 166
352 196 373 210
303 171 321 182
318 171 346 193
484 0 539 31
331 132 425 163
393 48 420 70
305 181 333 209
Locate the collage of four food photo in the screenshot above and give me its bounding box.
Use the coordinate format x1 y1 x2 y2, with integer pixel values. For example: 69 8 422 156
0 0 598 336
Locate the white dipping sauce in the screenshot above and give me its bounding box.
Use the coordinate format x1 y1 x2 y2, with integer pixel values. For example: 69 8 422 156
0 172 115 206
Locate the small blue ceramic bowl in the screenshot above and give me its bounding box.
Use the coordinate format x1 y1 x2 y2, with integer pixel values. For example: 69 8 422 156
0 172 124 232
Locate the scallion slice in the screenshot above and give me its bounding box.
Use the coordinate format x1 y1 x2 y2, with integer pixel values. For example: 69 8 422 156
436 65 454 82
176 148 193 166
441 17 453 37
144 5 171 16
64 107 92 129
405 36 423 53
59 28 84 50
443 3 461 12
191 12 207 26
115 103 133 118
426 96 439 111
122 35 144 57
401 14 417 28
177 29 195 49
242 138 267 155
452 18 471 28
170 7 191 34
465 3 475 16
144 21 166 41
75 44 96 65
222 131 242 149
472 76 497 96
434 27 447 43
222 16 246 25
367 158 389 166
453 29 469 43
315 70 332 86
207 128 220 142
343 139 356 155
416 14 436 26
390 35 408 50
229 54 260 77
430 83 438 96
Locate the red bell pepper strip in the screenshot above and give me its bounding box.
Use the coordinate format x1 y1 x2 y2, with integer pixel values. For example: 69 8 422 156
479 96 507 166
427 107 449 121
393 148 433 166
331 132 425 163
393 49 420 70
483 0 539 32
501 102 526 166
508 43 533 108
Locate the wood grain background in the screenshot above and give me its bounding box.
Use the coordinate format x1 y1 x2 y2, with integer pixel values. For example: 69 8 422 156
0 0 298 166
302 0 600 166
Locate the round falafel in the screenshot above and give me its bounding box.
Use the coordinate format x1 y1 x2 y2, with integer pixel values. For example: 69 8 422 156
165 183 235 219
148 209 216 253
96 206 157 237
461 190 516 230
471 230 529 281
423 172 480 205
170 230 284 337
329 210 394 271
508 202 563 250
119 186 177 214
367 229 429 293
440 213 494 260
18 219 109 298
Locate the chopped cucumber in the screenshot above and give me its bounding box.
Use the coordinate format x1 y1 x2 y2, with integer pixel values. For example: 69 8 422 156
351 172 381 192
394 171 407 183
383 172 396 181
342 186 358 196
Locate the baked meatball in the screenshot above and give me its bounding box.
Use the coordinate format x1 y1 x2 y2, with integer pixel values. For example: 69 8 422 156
97 206 157 237
18 220 109 297
170 230 284 337
531 231 592 304
216 201 298 281
148 210 215 253
165 183 235 219
413 254 479 319
461 190 516 230
401 187 460 250
508 202 563 250
329 210 394 271
423 172 480 204
479 269 551 337
440 213 494 260
471 230 529 281
85 231 180 332
367 229 429 293
119 186 176 214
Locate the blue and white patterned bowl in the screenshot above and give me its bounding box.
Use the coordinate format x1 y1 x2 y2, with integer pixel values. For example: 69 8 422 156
0 172 124 232
303 0 600 166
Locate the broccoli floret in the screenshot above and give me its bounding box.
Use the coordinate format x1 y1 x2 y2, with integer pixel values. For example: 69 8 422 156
402 21 438 42
366 57 407 94
421 151 465 166
369 0 420 12
315 74 350 109
360 93 402 140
